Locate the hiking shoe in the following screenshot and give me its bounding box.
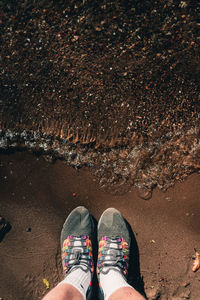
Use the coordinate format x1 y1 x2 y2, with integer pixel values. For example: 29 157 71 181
97 208 130 296
60 206 94 297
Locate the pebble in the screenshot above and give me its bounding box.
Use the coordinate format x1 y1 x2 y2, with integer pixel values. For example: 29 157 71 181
179 289 191 299
182 282 190 288
165 196 172 201
146 287 161 300
137 187 152 200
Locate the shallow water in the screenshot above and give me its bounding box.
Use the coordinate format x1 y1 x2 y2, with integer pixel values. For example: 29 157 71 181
1 125 200 198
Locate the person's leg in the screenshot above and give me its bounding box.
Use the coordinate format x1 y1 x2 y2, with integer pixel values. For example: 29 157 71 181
42 206 94 300
42 283 83 300
97 208 145 300
108 287 145 300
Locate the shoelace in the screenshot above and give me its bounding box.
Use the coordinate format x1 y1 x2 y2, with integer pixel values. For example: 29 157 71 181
97 236 129 276
62 235 94 274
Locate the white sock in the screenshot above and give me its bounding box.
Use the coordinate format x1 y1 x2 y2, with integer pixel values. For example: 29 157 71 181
58 268 91 300
100 269 135 300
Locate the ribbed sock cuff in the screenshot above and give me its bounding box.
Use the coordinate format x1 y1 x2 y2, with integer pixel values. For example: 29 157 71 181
100 269 135 300
58 268 91 300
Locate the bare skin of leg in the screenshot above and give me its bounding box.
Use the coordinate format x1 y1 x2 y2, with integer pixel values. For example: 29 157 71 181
109 286 146 300
42 284 145 300
42 283 84 300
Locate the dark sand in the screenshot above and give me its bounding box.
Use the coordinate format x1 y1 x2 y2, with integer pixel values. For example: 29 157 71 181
0 152 200 299
1 0 200 195
1 1 200 298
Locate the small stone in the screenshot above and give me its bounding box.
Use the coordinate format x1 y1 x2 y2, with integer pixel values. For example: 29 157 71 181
151 239 156 244
159 277 164 282
147 287 161 300
137 187 152 200
180 289 191 299
73 35 79 41
182 282 190 288
166 196 172 201
180 1 188 8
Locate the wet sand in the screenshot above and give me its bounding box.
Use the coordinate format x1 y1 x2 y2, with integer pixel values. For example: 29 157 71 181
0 152 200 299
1 0 200 195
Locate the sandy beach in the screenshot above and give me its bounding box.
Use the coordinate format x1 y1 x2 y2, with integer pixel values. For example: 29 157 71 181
0 152 200 299
1 1 200 298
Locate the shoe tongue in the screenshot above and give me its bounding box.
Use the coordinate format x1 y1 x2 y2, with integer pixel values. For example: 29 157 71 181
73 240 83 250
100 241 122 273
106 241 120 257
70 244 87 267
109 242 119 249
70 249 89 272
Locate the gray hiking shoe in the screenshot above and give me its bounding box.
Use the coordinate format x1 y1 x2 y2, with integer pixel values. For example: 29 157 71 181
97 208 131 296
60 206 94 296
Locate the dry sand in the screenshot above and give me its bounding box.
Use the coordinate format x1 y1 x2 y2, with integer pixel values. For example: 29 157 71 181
0 152 200 299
